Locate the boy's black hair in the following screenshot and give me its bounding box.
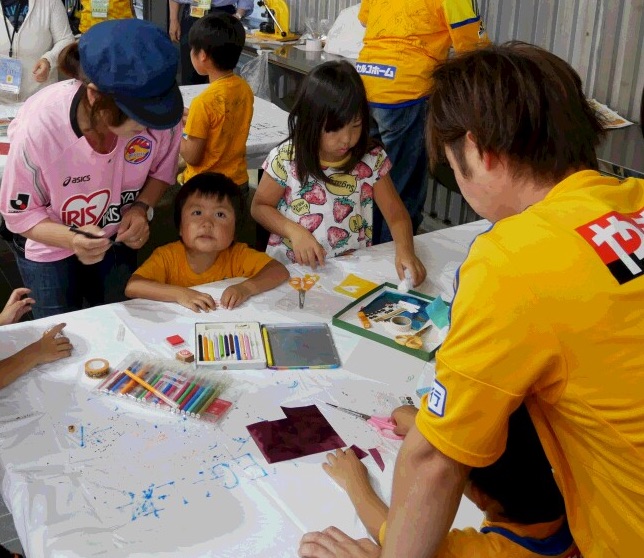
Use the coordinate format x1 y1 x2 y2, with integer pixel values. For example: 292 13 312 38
288 60 371 185
469 404 566 525
174 172 243 230
188 12 245 71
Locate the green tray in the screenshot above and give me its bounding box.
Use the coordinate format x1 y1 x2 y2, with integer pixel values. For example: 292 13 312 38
332 282 444 361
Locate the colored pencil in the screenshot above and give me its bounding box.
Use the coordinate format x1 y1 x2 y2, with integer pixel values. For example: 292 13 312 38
181 384 205 413
122 368 178 409
120 364 151 395
186 385 213 416
178 382 200 410
234 334 241 360
110 362 140 392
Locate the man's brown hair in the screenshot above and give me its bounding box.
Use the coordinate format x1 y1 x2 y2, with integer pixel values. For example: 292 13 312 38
426 41 605 183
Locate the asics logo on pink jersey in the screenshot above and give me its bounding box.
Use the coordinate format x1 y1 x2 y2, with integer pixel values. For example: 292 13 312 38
63 175 91 187
124 136 152 164
61 190 110 228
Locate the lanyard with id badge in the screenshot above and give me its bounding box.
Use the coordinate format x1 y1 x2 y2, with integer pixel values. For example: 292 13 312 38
91 0 109 18
190 0 211 18
0 0 28 97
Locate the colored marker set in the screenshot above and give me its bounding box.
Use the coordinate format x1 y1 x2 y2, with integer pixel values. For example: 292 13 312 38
95 352 233 424
195 322 266 370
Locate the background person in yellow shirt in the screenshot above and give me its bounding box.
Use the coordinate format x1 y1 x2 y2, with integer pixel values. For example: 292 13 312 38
299 42 644 558
356 0 487 244
125 172 288 312
77 0 134 33
181 12 254 243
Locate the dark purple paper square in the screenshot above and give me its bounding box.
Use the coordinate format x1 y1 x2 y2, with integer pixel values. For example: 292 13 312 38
246 405 346 464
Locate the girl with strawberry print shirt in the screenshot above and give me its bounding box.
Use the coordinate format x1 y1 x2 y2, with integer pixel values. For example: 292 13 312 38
251 61 427 287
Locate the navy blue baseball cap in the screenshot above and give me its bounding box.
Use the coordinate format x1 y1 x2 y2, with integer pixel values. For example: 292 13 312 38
79 19 183 130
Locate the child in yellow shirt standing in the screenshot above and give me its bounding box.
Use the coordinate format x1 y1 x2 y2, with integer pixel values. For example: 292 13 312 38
125 173 288 312
181 13 253 194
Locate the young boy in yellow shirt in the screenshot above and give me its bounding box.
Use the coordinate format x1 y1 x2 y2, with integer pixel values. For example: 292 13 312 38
125 173 289 312
321 405 581 558
181 13 253 193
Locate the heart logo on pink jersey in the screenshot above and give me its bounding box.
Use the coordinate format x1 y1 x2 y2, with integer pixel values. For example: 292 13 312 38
61 189 111 228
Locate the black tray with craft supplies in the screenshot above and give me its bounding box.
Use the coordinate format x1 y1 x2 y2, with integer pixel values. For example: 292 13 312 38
95 351 235 425
194 322 267 370
332 283 446 361
261 322 341 370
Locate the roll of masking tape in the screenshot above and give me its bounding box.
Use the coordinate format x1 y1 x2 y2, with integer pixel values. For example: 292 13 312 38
385 315 412 334
84 358 110 379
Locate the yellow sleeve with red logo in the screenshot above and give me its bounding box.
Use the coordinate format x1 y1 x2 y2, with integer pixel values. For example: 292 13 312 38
415 233 563 467
442 0 489 52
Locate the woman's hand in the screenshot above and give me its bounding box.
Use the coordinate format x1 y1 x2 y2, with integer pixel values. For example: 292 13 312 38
175 288 217 313
0 287 35 325
290 226 327 269
32 59 51 82
395 249 426 287
115 206 150 250
70 225 112 265
391 405 418 436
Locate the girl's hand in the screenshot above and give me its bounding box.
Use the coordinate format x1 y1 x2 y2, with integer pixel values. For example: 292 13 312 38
290 226 327 269
175 288 217 313
395 250 426 287
35 323 73 364
0 287 35 325
220 283 252 309
322 448 369 494
71 225 112 265
116 206 150 250
32 58 51 82
391 405 418 437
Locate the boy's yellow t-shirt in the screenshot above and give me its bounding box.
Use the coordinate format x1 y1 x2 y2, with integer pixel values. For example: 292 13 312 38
183 74 254 186
79 0 134 33
133 241 273 287
416 170 644 557
357 0 487 105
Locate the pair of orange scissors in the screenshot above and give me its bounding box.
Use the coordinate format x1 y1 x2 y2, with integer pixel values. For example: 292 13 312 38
325 403 403 440
289 274 319 309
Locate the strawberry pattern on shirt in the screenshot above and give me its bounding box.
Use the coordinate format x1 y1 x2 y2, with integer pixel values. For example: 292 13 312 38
262 142 392 265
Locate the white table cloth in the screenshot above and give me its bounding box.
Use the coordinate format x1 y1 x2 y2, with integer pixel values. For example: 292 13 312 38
0 221 489 558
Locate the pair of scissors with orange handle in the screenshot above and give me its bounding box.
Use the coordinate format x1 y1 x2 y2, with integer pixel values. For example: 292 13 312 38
289 274 319 309
325 403 404 440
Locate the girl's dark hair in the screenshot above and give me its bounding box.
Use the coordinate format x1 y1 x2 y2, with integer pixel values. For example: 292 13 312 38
469 404 566 525
427 41 605 183
288 60 370 184
58 42 129 131
174 172 242 229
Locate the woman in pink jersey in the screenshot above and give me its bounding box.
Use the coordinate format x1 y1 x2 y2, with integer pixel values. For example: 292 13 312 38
0 19 183 318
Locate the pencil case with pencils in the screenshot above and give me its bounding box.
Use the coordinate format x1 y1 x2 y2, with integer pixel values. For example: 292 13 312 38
195 321 266 370
94 351 235 424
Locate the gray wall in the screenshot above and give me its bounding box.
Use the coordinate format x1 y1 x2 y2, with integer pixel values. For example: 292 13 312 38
289 0 643 122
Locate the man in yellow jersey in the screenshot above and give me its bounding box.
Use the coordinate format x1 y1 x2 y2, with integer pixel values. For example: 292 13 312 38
78 0 134 34
299 43 644 558
356 0 487 244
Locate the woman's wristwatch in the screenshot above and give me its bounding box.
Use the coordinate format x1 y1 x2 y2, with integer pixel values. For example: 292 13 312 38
129 201 154 222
